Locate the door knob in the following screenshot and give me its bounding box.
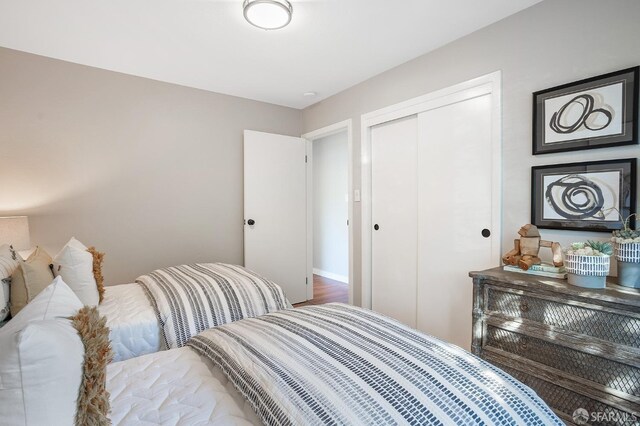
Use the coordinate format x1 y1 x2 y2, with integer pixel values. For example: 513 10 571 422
481 228 491 238
247 219 255 226
374 224 379 231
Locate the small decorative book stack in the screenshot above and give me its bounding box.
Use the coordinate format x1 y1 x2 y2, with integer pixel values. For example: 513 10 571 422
503 264 566 279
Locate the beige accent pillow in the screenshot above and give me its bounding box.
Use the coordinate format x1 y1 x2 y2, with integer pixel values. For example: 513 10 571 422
9 247 54 316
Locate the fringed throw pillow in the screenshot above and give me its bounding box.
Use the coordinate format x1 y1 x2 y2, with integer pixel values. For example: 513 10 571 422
86 247 106 303
71 306 113 426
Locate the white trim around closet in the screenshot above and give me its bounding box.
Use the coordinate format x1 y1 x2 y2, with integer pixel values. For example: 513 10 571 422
360 71 503 309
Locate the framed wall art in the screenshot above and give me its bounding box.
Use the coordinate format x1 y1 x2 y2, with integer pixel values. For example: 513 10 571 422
533 66 638 154
531 158 636 232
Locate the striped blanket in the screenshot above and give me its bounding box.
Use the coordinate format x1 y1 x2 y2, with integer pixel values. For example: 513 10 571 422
188 303 562 426
136 263 292 349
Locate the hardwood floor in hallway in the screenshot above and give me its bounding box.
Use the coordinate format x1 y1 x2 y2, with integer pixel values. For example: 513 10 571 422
293 274 348 307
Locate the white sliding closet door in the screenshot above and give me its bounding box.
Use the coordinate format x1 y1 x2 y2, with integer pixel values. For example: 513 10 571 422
371 116 418 328
417 94 494 350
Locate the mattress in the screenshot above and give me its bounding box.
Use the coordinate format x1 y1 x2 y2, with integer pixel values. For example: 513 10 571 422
107 347 260 425
99 284 162 362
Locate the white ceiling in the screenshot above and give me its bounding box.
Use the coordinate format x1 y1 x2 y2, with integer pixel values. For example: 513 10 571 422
0 0 541 109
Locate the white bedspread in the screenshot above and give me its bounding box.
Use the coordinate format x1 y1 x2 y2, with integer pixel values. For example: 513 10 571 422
107 347 260 426
99 284 162 362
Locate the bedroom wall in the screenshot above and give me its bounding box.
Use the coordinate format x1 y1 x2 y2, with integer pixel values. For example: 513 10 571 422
302 0 640 305
0 47 302 284
312 131 349 282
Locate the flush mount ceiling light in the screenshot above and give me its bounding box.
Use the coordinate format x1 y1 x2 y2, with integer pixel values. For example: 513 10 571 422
243 0 293 30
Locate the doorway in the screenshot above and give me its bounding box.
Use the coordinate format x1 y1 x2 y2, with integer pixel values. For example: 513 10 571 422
312 130 348 303
303 120 354 305
244 122 353 305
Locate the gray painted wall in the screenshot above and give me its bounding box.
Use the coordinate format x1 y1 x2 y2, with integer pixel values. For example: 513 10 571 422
2 0 638 299
313 131 348 281
0 47 302 284
302 0 640 305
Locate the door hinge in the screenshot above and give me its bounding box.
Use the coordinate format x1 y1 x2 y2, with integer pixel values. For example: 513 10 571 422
306 277 308 285
305 155 308 163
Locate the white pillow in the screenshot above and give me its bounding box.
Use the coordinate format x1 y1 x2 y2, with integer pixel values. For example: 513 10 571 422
2 276 83 332
0 277 84 426
53 237 99 306
0 244 20 321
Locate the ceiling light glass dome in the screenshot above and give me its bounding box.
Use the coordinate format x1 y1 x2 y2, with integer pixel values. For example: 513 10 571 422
243 0 293 30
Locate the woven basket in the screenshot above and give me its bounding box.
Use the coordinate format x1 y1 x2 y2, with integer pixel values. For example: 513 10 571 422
614 242 640 263
564 254 610 276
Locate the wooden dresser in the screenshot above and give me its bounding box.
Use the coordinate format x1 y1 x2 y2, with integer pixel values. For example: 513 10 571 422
469 268 640 425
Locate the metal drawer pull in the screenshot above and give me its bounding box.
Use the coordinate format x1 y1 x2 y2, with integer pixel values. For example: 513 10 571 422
520 302 530 312
519 339 529 351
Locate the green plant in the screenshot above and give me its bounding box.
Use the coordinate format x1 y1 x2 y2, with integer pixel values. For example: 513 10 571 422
612 213 640 243
586 240 613 256
566 241 612 256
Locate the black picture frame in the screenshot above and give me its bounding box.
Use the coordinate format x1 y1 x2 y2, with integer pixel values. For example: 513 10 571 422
533 66 639 155
531 158 636 232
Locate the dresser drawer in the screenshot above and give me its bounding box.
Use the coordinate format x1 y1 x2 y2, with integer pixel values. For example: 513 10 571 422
485 325 640 399
485 286 640 347
490 360 638 426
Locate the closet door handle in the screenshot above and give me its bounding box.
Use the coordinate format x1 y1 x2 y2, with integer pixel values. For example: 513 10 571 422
481 228 491 238
374 224 380 231
247 219 256 226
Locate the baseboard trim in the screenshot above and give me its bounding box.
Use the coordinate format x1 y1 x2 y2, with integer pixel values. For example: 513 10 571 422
313 268 348 284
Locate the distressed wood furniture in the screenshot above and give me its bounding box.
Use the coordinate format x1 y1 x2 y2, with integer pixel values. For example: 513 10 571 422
470 267 640 425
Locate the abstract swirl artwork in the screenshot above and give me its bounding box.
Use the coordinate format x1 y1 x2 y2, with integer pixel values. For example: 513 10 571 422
533 67 638 154
531 159 636 231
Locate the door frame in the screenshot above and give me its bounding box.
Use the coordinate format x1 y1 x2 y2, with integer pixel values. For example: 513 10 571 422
302 119 354 304
360 71 502 309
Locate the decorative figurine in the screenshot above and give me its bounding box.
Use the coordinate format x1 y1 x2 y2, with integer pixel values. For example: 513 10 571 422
502 224 563 270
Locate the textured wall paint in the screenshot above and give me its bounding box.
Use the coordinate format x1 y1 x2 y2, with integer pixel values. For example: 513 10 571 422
302 0 640 305
312 131 349 279
0 47 302 284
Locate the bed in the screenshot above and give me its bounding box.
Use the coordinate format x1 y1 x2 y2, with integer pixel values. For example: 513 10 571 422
107 303 562 425
98 263 292 362
99 283 163 362
4 279 561 425
107 347 260 425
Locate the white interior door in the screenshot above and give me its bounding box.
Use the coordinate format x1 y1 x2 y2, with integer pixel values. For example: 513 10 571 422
244 130 308 304
416 94 495 350
371 116 418 327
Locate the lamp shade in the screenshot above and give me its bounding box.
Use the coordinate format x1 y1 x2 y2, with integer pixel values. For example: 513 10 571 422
0 216 31 251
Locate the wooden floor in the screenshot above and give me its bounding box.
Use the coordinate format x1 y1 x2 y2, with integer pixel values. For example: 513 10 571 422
293 274 348 307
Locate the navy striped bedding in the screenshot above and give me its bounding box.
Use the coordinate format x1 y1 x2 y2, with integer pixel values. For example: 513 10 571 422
136 263 292 348
188 303 562 425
